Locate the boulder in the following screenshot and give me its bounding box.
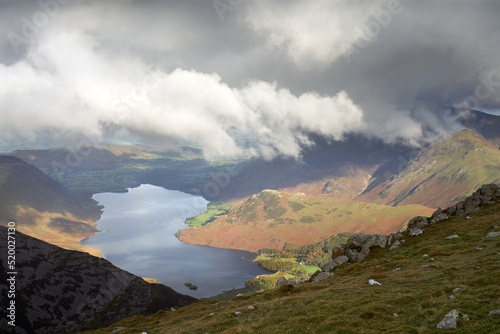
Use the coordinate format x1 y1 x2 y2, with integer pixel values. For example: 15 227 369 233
275 277 289 288
311 272 333 283
363 234 388 249
389 240 402 250
331 244 345 258
357 247 371 262
486 232 500 238
436 309 459 329
409 228 423 236
321 256 349 272
407 216 429 229
479 184 499 197
345 248 360 262
346 234 370 248
430 208 449 224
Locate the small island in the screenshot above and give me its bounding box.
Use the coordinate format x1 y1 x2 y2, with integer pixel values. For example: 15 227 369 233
184 282 198 290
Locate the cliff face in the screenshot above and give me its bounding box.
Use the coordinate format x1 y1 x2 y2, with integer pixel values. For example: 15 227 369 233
0 226 196 334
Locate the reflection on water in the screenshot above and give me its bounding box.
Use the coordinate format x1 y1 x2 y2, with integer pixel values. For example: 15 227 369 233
81 184 271 298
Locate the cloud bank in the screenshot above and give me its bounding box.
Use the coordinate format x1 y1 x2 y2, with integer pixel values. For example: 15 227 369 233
0 0 499 158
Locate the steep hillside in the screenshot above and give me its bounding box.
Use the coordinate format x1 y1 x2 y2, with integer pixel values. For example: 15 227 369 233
357 129 500 208
178 190 433 252
83 185 500 334
0 226 196 334
0 156 101 255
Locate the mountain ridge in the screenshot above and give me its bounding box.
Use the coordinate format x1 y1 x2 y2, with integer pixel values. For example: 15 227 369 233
356 129 500 208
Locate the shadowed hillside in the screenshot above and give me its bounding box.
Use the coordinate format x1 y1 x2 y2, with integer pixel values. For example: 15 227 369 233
0 156 102 255
0 226 196 334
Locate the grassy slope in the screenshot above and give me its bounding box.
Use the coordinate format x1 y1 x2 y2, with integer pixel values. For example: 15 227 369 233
178 190 434 252
83 201 500 334
357 129 500 209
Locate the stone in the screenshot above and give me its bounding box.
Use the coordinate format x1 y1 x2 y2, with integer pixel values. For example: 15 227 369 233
486 232 500 238
247 305 255 310
430 208 449 224
368 279 382 286
488 310 500 316
392 268 401 271
311 272 333 283
407 216 429 229
409 228 423 236
322 255 349 272
345 248 359 262
331 244 345 258
452 287 462 293
387 234 393 246
436 309 459 329
346 234 370 248
234 311 242 316
392 233 404 240
357 247 371 262
479 184 499 197
275 277 289 288
389 240 402 250
112 328 127 333
393 313 399 318
363 234 388 249
446 235 459 239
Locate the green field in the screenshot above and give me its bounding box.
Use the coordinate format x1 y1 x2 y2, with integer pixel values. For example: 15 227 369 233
186 202 231 227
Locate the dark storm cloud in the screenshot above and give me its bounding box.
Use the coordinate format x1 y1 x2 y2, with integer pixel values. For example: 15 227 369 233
0 0 498 157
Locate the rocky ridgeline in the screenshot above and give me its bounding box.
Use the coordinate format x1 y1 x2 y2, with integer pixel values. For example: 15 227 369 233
0 226 196 334
304 183 500 284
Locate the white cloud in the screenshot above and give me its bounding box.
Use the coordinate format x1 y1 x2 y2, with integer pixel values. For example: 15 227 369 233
245 0 385 67
0 29 365 159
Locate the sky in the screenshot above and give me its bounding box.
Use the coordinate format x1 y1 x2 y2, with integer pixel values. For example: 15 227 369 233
0 0 499 159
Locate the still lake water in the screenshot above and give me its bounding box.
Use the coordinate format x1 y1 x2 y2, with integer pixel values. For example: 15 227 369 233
80 184 271 298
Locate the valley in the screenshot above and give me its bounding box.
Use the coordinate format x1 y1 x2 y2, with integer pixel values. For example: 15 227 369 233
1 128 499 332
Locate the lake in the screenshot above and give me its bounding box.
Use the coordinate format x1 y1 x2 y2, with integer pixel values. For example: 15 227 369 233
80 184 271 298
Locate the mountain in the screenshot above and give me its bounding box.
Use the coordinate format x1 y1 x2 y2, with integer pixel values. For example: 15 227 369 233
0 226 196 334
81 185 500 333
357 129 500 208
0 156 102 255
178 189 434 252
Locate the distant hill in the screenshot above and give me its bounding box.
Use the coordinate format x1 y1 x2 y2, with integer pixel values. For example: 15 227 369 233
0 156 102 255
178 189 433 252
0 226 196 334
357 129 500 208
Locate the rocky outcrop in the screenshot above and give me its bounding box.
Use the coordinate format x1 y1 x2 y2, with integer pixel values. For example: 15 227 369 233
0 226 196 334
404 184 500 236
310 184 500 282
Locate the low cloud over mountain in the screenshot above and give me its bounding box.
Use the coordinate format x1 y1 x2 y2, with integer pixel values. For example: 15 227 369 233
1 0 499 158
